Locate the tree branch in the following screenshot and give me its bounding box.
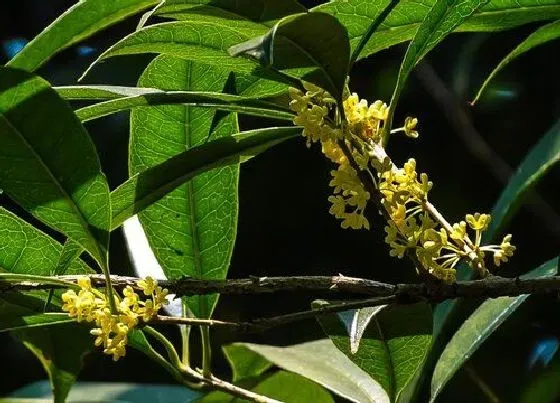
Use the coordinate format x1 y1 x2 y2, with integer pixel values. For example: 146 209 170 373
3 271 560 300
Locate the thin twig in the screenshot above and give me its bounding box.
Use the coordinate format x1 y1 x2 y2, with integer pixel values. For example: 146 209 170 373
150 296 397 332
144 325 279 403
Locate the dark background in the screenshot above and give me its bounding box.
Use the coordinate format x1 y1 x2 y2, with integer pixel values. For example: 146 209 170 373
1 1 559 401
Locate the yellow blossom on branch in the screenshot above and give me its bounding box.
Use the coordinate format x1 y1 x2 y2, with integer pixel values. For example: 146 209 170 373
288 82 516 282
62 276 169 361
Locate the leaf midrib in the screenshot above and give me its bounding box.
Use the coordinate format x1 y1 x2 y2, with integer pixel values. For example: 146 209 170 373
183 65 205 317
374 316 396 400
0 114 101 263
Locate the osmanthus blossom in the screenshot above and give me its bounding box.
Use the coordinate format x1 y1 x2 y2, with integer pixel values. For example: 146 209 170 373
289 82 515 282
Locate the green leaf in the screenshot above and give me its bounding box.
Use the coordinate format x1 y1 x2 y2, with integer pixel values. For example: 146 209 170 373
0 208 91 277
316 302 432 403
222 344 274 383
246 371 334 403
7 0 159 72
229 12 351 103
83 18 268 80
110 126 300 229
129 56 239 318
72 89 293 122
239 340 390 403
200 370 334 403
385 0 489 135
13 324 93 403
0 313 73 333
430 257 559 402
473 19 560 104
0 67 111 271
155 0 306 25
314 0 560 59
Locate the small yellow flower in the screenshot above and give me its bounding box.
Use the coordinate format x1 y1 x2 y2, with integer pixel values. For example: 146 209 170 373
137 277 157 296
466 213 491 231
404 117 419 138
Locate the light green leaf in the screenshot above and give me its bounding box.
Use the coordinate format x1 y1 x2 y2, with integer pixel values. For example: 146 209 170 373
129 56 239 318
110 126 300 229
83 18 268 80
0 67 111 271
431 257 559 402
230 12 351 103
239 340 390 403
222 343 274 383
314 0 560 59
72 89 293 122
473 19 560 104
0 313 73 333
155 0 306 25
245 371 334 403
386 0 489 135
0 208 91 277
14 324 93 403
7 0 159 72
316 302 432 403
200 370 334 403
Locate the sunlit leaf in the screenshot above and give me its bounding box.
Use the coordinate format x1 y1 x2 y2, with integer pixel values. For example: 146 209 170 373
314 0 560 59
0 67 111 271
239 340 390 403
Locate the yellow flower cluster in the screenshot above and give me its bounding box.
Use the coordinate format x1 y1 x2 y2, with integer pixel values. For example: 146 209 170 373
289 83 516 281
62 277 169 360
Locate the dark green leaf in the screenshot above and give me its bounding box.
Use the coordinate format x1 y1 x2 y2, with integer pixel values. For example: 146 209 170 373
487 119 560 241
0 67 111 271
316 302 432 402
13 324 93 403
473 20 560 104
230 12 351 103
129 56 239 318
7 0 159 72
430 257 559 402
386 0 489 135
222 343 273 383
110 126 300 229
240 340 390 402
314 0 560 59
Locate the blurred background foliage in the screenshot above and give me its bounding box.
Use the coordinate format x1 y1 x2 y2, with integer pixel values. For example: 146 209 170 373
1 1 559 402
